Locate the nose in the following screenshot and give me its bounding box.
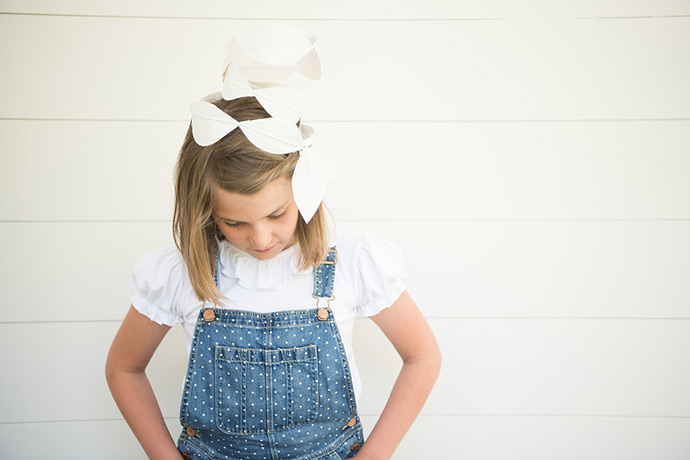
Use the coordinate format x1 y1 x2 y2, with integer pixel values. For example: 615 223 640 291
248 224 272 249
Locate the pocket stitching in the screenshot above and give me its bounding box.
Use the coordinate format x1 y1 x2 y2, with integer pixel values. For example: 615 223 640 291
214 345 318 434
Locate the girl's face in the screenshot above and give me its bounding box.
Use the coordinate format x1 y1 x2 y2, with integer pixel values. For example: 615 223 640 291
212 176 299 261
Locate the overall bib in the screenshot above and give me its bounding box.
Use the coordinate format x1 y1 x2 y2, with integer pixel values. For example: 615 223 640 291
177 248 365 460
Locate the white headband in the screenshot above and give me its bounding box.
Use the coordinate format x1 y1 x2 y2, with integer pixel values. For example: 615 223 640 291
189 24 329 223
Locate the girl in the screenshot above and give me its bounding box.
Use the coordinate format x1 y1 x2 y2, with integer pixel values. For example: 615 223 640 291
106 26 441 460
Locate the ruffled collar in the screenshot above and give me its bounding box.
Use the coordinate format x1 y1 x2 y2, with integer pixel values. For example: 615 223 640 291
218 241 306 290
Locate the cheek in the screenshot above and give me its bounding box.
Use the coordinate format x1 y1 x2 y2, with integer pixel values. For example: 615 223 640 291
278 210 299 238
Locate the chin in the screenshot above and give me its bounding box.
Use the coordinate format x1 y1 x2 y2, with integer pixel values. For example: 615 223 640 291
250 244 282 260
252 252 277 261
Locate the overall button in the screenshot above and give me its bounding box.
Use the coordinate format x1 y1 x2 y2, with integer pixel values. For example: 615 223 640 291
317 308 329 321
351 442 362 451
186 427 197 437
342 417 357 430
203 309 215 322
181 453 191 460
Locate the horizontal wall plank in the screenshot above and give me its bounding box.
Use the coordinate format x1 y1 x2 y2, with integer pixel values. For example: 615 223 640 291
0 322 187 424
0 418 182 460
1 319 688 423
0 120 182 221
1 415 689 460
322 121 690 220
0 222 175 323
2 120 689 221
353 318 690 417
357 220 690 320
2 220 689 322
1 0 689 19
2 16 688 120
380 414 690 460
0 322 188 424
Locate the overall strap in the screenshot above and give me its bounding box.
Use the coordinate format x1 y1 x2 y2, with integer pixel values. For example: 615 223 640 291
313 247 337 298
201 246 223 323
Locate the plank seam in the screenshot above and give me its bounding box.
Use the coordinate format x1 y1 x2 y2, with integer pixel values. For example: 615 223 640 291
3 317 690 325
2 118 690 123
2 413 689 425
1 12 689 21
0 11 690 22
2 219 690 224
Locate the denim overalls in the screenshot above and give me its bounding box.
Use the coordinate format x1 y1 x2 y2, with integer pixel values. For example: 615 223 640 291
177 248 365 460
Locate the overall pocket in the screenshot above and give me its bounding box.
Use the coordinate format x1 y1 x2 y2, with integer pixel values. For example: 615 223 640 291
215 345 318 434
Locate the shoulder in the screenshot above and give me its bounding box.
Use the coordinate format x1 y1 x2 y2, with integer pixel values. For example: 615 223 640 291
332 226 407 316
132 245 185 275
333 226 402 259
128 245 199 326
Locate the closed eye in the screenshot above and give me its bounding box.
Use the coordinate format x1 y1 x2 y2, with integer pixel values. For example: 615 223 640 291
221 220 241 228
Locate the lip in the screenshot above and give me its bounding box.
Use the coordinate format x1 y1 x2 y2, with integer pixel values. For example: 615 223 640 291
253 244 277 254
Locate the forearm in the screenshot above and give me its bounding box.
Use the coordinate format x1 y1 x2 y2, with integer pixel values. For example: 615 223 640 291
107 369 181 460
355 353 441 460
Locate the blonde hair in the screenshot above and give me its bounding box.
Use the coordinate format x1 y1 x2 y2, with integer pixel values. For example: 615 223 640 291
173 97 329 304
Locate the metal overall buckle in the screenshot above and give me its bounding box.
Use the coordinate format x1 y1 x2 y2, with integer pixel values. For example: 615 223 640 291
313 294 335 321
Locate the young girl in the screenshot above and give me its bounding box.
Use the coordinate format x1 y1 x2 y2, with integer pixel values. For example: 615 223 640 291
106 25 441 460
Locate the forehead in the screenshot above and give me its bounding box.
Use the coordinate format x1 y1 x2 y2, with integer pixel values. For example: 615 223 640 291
213 177 293 221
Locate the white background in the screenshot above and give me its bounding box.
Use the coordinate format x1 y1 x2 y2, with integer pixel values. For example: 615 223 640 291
1 1 689 458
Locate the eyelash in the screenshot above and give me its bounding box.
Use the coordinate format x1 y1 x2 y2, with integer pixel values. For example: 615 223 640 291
222 212 284 228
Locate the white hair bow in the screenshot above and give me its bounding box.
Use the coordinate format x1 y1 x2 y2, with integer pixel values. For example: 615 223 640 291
190 98 304 153
189 24 329 224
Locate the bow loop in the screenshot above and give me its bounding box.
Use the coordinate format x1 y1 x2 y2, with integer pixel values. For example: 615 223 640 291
239 117 305 154
292 146 331 224
222 63 304 123
190 100 240 147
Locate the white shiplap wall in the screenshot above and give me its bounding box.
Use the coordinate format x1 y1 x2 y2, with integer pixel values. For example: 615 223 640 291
1 1 689 459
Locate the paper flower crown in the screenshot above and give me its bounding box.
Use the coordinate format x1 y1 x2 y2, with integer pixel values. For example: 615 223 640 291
189 24 329 223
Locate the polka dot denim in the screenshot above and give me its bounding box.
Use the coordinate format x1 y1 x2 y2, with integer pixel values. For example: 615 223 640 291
177 248 364 459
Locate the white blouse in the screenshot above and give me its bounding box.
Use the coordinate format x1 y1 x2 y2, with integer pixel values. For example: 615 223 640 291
128 225 407 400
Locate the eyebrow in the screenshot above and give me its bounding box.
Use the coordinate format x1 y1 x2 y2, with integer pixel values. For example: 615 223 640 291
216 202 289 224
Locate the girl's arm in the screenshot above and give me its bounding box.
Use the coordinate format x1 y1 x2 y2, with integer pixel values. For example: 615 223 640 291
105 305 183 460
355 291 442 460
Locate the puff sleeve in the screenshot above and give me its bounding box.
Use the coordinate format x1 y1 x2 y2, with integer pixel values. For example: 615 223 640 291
128 245 195 326
354 233 407 317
